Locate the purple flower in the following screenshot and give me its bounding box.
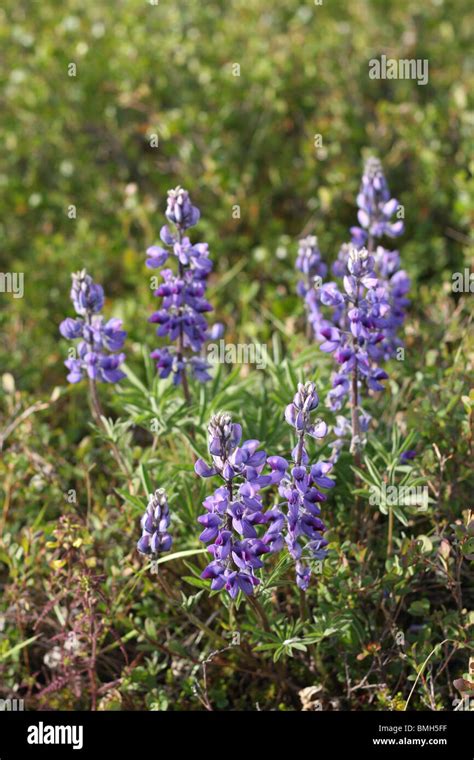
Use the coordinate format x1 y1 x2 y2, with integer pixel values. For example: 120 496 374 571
318 249 389 407
371 247 411 361
60 270 126 384
350 157 404 245
317 246 390 455
70 269 104 316
296 236 327 289
59 317 84 340
137 489 172 557
147 187 221 387
165 186 200 229
295 159 409 461
146 246 169 269
295 236 331 340
195 413 284 598
278 383 331 590
349 159 409 363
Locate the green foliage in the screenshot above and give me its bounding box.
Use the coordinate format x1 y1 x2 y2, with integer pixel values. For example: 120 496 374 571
0 0 472 711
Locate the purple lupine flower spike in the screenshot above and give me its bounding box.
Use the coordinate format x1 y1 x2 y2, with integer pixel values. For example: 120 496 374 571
351 156 404 246
165 186 200 229
319 245 390 455
348 158 409 362
137 489 173 557
60 269 126 384
195 412 285 598
147 186 222 389
295 236 328 341
70 269 104 315
296 159 409 461
319 246 390 408
332 161 409 457
273 382 332 591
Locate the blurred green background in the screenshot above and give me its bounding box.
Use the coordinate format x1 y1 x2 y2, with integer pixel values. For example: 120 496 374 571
1 0 472 390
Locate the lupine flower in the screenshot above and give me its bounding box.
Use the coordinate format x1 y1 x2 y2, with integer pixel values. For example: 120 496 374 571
146 186 222 386
284 381 328 457
334 245 410 363
306 244 390 459
296 159 409 460
295 235 329 341
349 158 409 361
328 410 372 463
350 156 404 246
165 185 200 229
371 246 411 360
60 270 126 384
319 246 390 410
137 489 173 557
268 382 333 590
400 449 417 464
195 412 285 598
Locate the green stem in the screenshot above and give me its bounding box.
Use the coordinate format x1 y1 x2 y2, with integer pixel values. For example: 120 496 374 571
387 506 393 558
248 596 271 633
87 376 133 486
157 572 227 648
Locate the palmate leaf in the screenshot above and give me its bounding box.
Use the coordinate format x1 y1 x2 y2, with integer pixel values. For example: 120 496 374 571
260 552 293 590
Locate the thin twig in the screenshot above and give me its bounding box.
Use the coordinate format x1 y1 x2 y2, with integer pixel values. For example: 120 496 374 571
0 401 49 451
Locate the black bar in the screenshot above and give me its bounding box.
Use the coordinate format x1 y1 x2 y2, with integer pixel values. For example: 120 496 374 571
0 710 471 757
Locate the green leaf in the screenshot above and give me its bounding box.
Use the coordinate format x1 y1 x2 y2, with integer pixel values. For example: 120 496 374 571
139 464 154 496
362 455 383 487
154 548 208 566
122 363 148 393
182 575 208 589
0 635 40 662
392 505 409 526
408 599 430 617
116 489 147 513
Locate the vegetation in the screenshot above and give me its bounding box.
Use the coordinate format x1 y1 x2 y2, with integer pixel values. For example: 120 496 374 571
0 0 472 711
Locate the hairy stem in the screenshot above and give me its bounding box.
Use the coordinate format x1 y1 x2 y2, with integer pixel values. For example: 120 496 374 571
87 375 133 486
295 429 305 467
248 596 271 633
157 572 227 648
350 276 362 466
176 228 191 405
350 363 362 468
